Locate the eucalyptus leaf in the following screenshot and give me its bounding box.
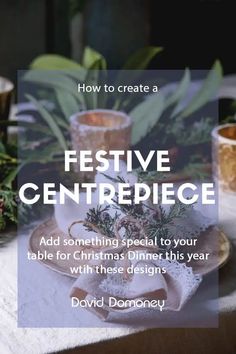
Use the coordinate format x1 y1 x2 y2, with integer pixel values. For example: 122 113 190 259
130 93 165 145
30 54 83 70
164 68 191 110
2 165 22 188
176 60 223 119
18 121 55 136
23 71 80 101
55 89 80 120
122 46 163 70
52 114 70 129
63 69 87 82
113 47 163 110
22 142 63 164
82 47 107 69
83 70 100 109
25 95 68 151
113 77 164 111
89 58 106 70
30 54 86 83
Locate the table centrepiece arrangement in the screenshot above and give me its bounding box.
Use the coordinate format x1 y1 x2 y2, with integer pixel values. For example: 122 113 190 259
28 161 230 320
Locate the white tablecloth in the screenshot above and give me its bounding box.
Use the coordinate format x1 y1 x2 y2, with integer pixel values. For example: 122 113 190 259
0 193 235 354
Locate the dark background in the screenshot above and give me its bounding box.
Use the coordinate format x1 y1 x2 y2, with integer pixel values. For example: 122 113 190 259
150 0 234 74
0 0 234 80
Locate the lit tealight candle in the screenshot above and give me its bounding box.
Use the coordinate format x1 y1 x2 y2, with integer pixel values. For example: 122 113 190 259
212 123 236 193
70 109 132 180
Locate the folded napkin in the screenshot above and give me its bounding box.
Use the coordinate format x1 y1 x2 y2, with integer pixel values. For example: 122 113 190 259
54 164 209 320
70 256 201 320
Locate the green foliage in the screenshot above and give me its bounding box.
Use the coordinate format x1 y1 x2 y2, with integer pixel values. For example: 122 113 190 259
0 136 53 238
23 48 222 172
0 141 18 188
130 92 165 145
85 205 119 238
145 201 192 247
24 70 84 99
173 60 222 119
0 47 223 242
25 94 68 151
85 174 191 247
0 138 21 236
131 61 222 146
0 184 37 237
182 159 211 181
0 187 17 231
23 45 164 161
30 54 83 70
175 117 214 146
134 169 168 183
122 46 163 70
165 68 190 109
55 89 80 120
82 47 107 69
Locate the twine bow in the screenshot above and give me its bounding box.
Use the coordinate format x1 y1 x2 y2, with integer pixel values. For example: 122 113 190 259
68 216 159 279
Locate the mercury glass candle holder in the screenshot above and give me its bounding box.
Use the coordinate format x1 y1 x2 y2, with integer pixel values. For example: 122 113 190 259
70 109 132 180
212 123 236 193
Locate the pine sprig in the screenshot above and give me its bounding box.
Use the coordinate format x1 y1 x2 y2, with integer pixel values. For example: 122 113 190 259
0 188 17 231
0 187 34 235
145 200 192 247
112 186 149 219
85 205 119 238
166 200 192 222
134 168 168 183
85 173 192 246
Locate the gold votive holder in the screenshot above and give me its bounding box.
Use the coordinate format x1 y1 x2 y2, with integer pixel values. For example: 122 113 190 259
70 109 132 180
0 77 14 143
212 123 236 193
